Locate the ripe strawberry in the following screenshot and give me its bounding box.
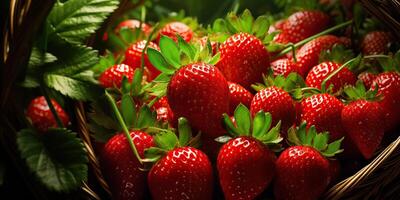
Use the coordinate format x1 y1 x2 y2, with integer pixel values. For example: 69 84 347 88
167 63 229 139
115 19 152 36
342 100 384 159
218 137 276 200
370 72 400 131
99 64 134 88
274 124 343 200
148 146 213 200
157 22 193 43
358 71 377 89
217 32 270 90
299 93 345 141
274 11 331 44
217 105 281 200
270 58 301 77
26 96 70 132
151 96 174 124
228 82 253 114
296 35 342 77
250 86 296 134
305 61 356 92
101 131 154 200
274 146 330 200
123 40 160 81
361 31 393 55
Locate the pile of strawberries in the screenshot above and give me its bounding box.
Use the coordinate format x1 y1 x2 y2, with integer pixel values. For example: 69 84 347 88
25 1 400 200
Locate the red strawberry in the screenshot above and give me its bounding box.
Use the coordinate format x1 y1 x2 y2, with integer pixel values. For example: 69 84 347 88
274 11 331 44
341 100 384 159
218 137 276 200
370 72 400 131
151 96 174 124
250 86 296 134
296 35 342 77
329 159 341 184
358 72 377 89
228 82 253 114
361 31 393 55
115 19 152 36
99 64 134 88
217 32 270 90
123 40 160 81
157 22 193 43
339 37 352 48
270 58 301 77
148 146 213 200
299 93 345 141
305 61 356 92
167 63 229 139
101 131 154 200
26 96 70 132
274 146 330 200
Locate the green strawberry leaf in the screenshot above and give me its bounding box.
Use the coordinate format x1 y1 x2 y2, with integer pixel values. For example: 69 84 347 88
253 16 270 38
177 35 196 61
222 114 241 137
154 131 179 151
252 111 266 138
159 35 181 68
144 147 165 161
240 9 254 34
135 105 156 129
17 128 88 192
47 0 119 43
234 104 251 136
209 53 221 65
147 48 175 75
45 74 103 101
120 94 136 129
131 69 144 96
178 117 192 146
313 132 329 151
91 52 115 76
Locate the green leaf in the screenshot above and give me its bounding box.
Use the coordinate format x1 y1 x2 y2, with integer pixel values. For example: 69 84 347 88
208 52 220 65
253 16 270 38
324 137 344 157
226 12 240 33
234 104 251 135
120 94 136 129
212 18 228 33
136 106 156 129
240 9 254 34
132 69 143 96
252 111 265 138
313 132 329 151
144 147 165 161
305 126 317 146
91 52 115 76
45 74 103 101
154 131 179 151
47 0 119 43
178 35 195 61
178 118 192 146
214 135 232 143
147 48 175 75
17 128 88 192
159 35 181 68
28 47 58 71
223 114 241 136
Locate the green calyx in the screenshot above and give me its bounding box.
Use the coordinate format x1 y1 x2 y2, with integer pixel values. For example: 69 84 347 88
287 122 344 157
143 117 201 164
343 81 382 102
375 50 400 72
251 73 305 92
217 104 283 151
319 44 355 65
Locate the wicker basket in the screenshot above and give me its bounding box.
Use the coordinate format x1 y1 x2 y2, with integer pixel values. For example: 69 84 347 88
1 0 400 199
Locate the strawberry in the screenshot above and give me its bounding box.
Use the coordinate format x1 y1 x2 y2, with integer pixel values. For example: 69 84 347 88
250 86 296 134
270 58 301 77
361 31 393 55
274 11 331 44
101 131 154 200
305 61 356 93
151 96 174 124
123 40 160 81
370 72 400 131
26 96 70 132
342 100 384 159
167 63 229 138
274 124 343 200
228 82 253 115
115 19 152 36
296 35 342 77
268 19 286 34
99 64 135 88
299 93 345 141
329 159 341 184
358 71 377 89
217 32 270 90
157 22 193 43
217 105 282 200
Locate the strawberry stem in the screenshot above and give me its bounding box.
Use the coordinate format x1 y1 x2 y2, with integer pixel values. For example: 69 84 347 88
275 20 353 58
140 23 160 71
299 87 321 93
321 57 358 92
40 85 64 128
105 90 143 165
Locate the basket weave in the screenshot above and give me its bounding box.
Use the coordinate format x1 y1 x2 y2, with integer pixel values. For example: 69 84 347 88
1 0 400 199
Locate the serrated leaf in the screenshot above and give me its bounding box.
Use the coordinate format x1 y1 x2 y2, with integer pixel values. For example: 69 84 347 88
147 48 175 75
234 104 251 135
45 74 103 101
17 128 88 192
154 131 178 151
47 0 119 43
121 94 136 129
178 117 192 146
159 35 181 68
28 48 58 71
